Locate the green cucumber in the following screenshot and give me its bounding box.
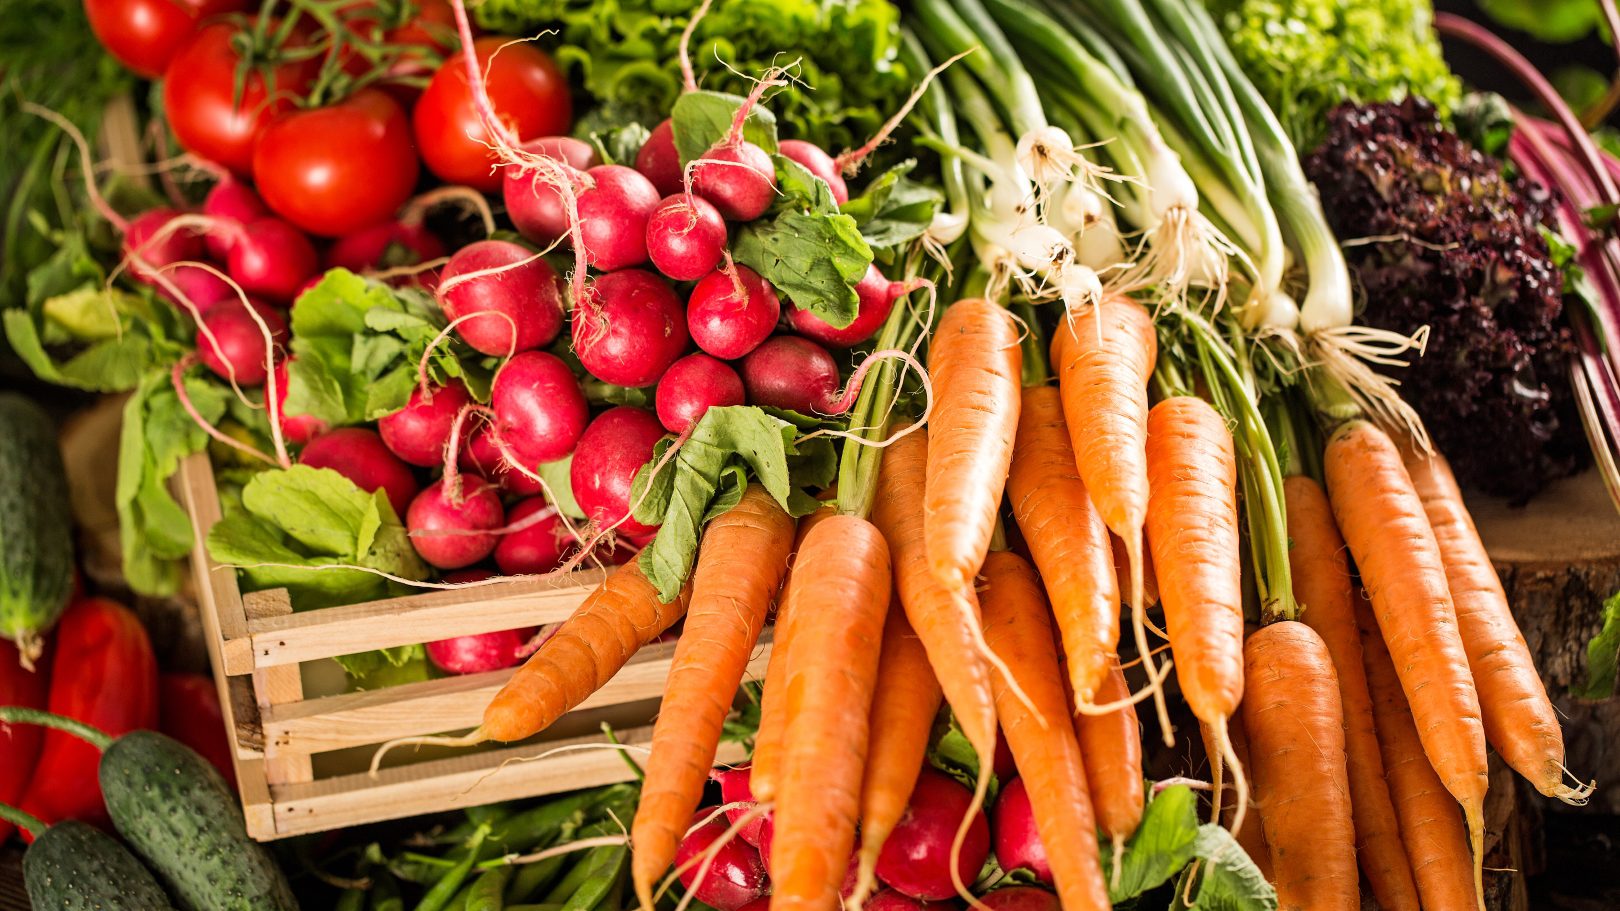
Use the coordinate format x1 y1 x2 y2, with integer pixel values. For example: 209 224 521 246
0 393 74 666
23 819 177 911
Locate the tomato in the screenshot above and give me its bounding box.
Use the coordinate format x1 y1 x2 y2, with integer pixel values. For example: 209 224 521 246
85 0 248 79
253 89 420 237
412 37 572 192
163 21 319 174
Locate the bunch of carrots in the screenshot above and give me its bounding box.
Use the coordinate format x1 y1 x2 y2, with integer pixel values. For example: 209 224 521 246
421 290 1587 911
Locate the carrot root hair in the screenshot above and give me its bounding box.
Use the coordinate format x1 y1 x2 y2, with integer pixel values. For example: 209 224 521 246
369 727 489 777
1215 717 1250 837
1552 765 1598 805
1110 833 1125 890
1128 537 1173 745
1465 799 1486 911
950 761 993 911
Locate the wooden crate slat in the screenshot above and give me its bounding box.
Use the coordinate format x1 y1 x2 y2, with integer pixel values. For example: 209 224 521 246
176 453 255 675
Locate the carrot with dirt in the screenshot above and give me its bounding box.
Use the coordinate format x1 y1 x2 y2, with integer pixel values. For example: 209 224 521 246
981 550 1111 911
850 605 945 905
1358 595 1480 911
1324 420 1488 908
1241 621 1358 910
1071 657 1144 876
630 485 796 909
1399 443 1590 804
1285 475 1421 911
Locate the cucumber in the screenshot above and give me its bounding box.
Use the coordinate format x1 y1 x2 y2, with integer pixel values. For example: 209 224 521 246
23 820 177 910
100 731 299 911
0 393 74 666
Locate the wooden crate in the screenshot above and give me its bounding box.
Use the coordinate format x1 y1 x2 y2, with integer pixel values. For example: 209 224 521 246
175 453 765 840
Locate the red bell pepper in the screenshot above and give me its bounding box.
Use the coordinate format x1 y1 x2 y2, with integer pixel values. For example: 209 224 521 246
159 672 237 789
0 637 50 842
19 597 157 835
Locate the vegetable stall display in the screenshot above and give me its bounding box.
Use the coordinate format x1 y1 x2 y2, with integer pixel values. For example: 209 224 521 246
1 0 1615 908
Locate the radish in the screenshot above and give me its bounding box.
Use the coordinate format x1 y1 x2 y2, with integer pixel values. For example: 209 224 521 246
690 122 777 222
991 776 1049 883
507 164 661 272
202 177 268 260
439 239 565 356
874 768 991 901
866 890 950 911
992 731 1017 781
736 901 770 911
712 764 768 847
686 265 779 360
405 473 505 569
635 119 683 197
490 350 590 467
272 358 329 445
675 813 770 911
646 194 727 282
779 139 849 205
570 405 665 537
124 208 204 287
508 135 599 174
572 269 689 387
166 263 237 311
325 220 446 273
740 336 843 415
425 570 537 674
226 217 320 304
461 427 545 497
195 297 287 387
377 381 473 467
978 888 1060 911
757 819 860 896
493 497 568 575
298 427 421 518
787 264 902 347
655 353 745 433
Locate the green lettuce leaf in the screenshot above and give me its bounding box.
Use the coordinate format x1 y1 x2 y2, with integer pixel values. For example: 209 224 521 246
1169 825 1278 911
1575 590 1620 699
671 90 779 163
841 160 944 250
1101 784 1204 902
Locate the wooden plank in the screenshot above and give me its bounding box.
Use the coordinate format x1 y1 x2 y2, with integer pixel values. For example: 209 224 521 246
267 640 773 755
243 569 605 668
246 591 314 786
177 452 255 675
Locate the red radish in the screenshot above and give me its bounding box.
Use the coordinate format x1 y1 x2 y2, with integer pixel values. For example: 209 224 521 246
406 474 505 569
636 119 683 197
123 208 203 286
195 298 286 386
272 358 328 445
992 731 1017 781
779 139 849 205
712 764 768 847
675 813 770 911
507 164 661 272
740 336 843 415
788 264 901 347
570 406 665 537
991 777 1050 883
978 888 1061 911
646 194 727 282
655 353 745 433
326 221 446 273
298 427 420 518
510 135 600 173
686 265 779 360
202 177 268 260
493 498 569 575
691 136 777 222
461 427 546 497
490 351 590 467
736 901 770 911
166 263 237 311
439 239 565 356
426 625 536 674
866 890 950 911
874 769 991 901
378 382 473 467
572 269 689 387
226 217 319 304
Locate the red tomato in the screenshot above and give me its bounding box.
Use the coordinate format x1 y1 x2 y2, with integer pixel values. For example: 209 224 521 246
163 21 319 174
85 0 248 79
388 0 457 71
412 36 571 192
253 89 420 237
158 673 237 790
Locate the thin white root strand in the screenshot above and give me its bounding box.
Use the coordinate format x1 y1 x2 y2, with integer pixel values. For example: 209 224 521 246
370 728 489 777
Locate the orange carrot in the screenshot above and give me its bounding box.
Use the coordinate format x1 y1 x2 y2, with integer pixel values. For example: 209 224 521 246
770 515 892 911
851 605 944 904
923 298 1022 590
483 561 689 742
1200 715 1271 882
1241 621 1358 910
1008 385 1119 704
1284 475 1420 911
630 486 796 908
1400 444 1587 803
1324 420 1488 909
1071 657 1143 874
980 551 1111 911
1144 395 1246 819
1358 596 1480 911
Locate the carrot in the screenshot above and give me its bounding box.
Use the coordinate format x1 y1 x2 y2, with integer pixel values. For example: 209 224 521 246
1358 595 1480 911
1284 475 1420 911
980 551 1110 911
1071 656 1143 877
1240 621 1358 910
923 297 1022 591
483 561 690 742
1144 395 1246 821
1399 444 1588 804
750 504 839 803
850 605 944 905
1008 385 1119 705
1200 715 1271 882
769 515 892 911
630 485 796 909
1052 297 1162 733
1324 420 1488 909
